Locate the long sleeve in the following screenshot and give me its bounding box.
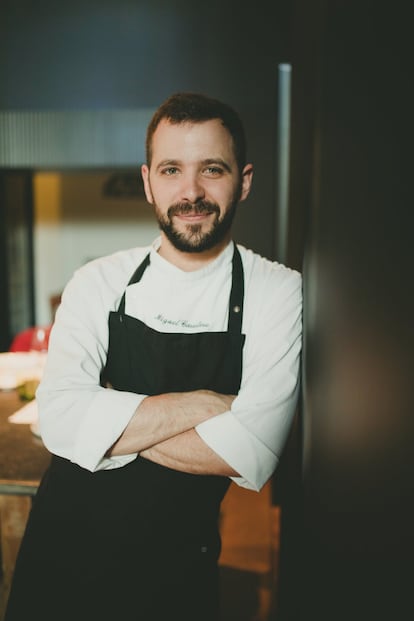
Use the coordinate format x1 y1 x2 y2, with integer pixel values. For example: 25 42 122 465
37 246 150 471
196 250 302 491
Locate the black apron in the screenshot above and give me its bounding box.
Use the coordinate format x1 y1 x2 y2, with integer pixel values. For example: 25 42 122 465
5 246 245 621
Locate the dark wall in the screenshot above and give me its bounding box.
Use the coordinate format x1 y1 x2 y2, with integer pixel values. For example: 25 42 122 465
0 0 293 260
277 1 414 619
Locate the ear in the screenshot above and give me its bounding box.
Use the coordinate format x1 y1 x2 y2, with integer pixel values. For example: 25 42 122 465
239 163 254 202
141 164 154 204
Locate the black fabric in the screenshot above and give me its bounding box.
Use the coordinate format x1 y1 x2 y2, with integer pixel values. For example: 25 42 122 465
5 246 245 621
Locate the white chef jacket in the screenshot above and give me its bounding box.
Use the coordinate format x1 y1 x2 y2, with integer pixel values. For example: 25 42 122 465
36 238 302 491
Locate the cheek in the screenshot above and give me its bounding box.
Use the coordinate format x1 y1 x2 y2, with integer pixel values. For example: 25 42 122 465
149 180 176 205
220 185 240 208
205 182 233 204
152 192 172 212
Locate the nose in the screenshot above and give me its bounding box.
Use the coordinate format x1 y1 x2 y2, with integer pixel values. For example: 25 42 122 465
179 172 205 203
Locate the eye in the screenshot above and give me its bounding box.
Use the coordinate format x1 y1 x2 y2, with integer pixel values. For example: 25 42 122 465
203 166 224 176
161 166 179 176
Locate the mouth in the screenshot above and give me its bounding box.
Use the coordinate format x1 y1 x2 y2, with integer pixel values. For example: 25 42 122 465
168 202 220 223
175 211 215 222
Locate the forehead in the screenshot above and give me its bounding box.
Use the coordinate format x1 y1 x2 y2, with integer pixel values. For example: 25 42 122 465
150 118 236 164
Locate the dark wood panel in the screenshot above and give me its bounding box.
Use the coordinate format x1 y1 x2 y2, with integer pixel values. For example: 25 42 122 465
0 170 35 350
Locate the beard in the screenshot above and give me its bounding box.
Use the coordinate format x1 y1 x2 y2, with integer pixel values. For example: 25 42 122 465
154 198 238 253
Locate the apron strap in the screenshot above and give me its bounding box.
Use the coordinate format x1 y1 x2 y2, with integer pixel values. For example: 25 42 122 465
117 246 244 336
117 253 151 315
228 245 244 335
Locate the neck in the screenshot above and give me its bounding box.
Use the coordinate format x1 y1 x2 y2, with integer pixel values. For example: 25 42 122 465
157 233 232 272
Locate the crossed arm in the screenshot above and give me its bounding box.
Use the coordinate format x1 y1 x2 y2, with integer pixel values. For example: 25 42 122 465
38 252 302 489
108 390 239 476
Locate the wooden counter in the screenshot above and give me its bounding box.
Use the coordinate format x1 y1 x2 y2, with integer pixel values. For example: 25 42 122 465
0 390 50 493
0 390 51 618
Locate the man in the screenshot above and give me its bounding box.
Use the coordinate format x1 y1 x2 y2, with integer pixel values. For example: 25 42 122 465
5 92 302 621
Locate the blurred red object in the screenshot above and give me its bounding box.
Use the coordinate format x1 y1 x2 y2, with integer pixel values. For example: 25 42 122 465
9 325 52 352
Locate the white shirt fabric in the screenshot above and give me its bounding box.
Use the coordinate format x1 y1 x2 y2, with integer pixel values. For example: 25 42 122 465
37 238 302 491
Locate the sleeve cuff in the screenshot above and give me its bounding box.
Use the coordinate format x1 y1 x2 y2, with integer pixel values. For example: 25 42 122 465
72 389 145 471
195 411 278 491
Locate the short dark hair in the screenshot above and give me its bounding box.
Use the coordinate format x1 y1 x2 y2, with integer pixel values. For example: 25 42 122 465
145 92 247 172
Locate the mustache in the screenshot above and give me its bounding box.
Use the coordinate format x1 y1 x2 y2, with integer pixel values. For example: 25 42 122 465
167 201 220 218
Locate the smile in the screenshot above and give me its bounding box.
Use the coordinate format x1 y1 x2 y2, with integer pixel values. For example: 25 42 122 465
175 211 215 221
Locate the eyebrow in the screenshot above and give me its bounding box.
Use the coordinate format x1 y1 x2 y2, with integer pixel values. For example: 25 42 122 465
155 159 179 171
155 158 232 173
203 158 232 173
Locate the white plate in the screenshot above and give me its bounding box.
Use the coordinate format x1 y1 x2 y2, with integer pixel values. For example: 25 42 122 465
0 352 47 390
8 399 39 424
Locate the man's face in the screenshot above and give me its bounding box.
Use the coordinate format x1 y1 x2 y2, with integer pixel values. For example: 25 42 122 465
141 119 253 253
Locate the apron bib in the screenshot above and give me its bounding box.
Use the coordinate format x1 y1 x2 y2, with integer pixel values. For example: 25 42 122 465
5 247 245 621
